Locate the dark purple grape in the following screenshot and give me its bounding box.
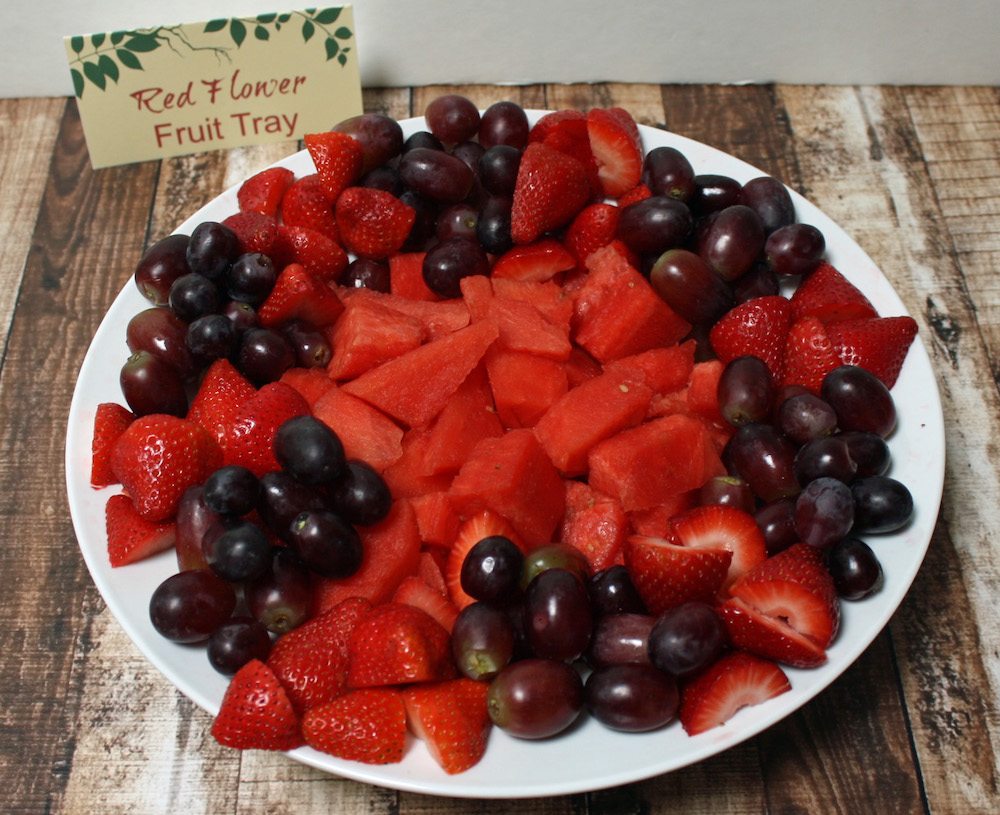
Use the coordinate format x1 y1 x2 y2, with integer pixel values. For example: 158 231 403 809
479 101 529 149
851 476 913 533
755 498 798 555
186 313 237 363
821 365 896 438
476 195 513 255
203 465 260 517
699 475 756 514
403 130 444 153
451 602 516 680
642 146 695 201
487 658 584 739
724 423 800 502
360 165 404 196
649 248 734 325
690 174 742 216
237 327 295 385
135 233 191 305
223 300 258 335
718 355 774 426
126 307 195 376
838 431 891 477
732 261 780 303
422 237 490 298
425 94 480 143
696 205 765 281
289 509 362 578
777 392 839 444
585 664 679 732
169 273 221 322
227 253 277 305
334 112 405 174
399 147 475 204
617 196 693 256
827 537 883 599
327 460 392 526
149 570 236 643
794 477 855 548
435 203 479 241
207 616 272 674
794 436 858 485
450 140 485 177
400 190 440 251
186 221 239 281
765 223 825 277
120 350 188 417
647 601 726 678
478 145 521 196
520 543 590 590
245 548 313 634
175 486 216 571
587 613 655 668
274 415 346 485
340 257 390 292
257 471 328 541
207 520 271 583
460 535 525 604
284 321 332 368
588 565 647 616
524 568 592 661
741 176 795 235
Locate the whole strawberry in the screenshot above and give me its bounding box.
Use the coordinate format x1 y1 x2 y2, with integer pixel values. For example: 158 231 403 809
335 187 416 259
510 142 592 244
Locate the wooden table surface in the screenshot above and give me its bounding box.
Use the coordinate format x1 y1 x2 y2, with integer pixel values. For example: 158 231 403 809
3 82 998 814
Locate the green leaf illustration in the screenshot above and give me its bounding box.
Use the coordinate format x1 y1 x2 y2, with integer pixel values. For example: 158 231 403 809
110 31 125 45
256 13 277 23
337 52 347 67
124 34 159 52
91 32 106 49
324 37 339 60
70 68 84 98
98 54 119 83
334 26 352 40
70 36 84 54
116 49 142 70
204 19 227 33
83 60 106 90
230 18 247 47
302 19 315 42
315 8 342 24
278 13 291 23
254 25 270 41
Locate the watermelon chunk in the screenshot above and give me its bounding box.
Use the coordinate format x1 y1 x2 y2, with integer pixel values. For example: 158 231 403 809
686 360 727 426
382 429 454 499
606 341 696 397
278 367 336 407
341 320 499 429
490 278 575 336
340 287 470 339
312 386 404 473
485 347 569 429
411 492 462 548
328 297 426 380
560 481 628 572
389 252 439 302
449 429 566 549
488 295 572 361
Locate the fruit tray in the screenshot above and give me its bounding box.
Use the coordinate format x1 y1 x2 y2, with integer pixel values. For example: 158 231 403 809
65 111 945 798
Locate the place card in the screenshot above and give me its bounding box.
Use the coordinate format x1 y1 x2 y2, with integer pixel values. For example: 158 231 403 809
64 7 363 168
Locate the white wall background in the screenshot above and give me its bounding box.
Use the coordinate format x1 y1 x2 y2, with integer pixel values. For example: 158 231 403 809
3 0 998 97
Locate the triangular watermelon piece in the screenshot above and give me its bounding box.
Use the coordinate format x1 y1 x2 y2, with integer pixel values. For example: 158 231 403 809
312 386 405 473
327 297 426 380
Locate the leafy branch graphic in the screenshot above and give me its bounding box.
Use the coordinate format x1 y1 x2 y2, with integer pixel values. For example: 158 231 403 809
68 7 353 98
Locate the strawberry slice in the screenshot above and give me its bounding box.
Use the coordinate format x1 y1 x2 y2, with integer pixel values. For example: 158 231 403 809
302 688 406 765
623 534 732 615
826 315 919 388
587 107 644 198
280 174 338 240
709 295 793 381
789 262 878 324
510 142 592 245
91 402 133 488
617 182 653 207
278 224 348 283
393 574 459 633
718 597 829 668
346 602 455 688
186 358 256 451
304 131 364 200
237 166 294 217
335 187 416 260
104 492 176 567
266 596 372 714
221 211 291 263
403 678 492 774
678 651 791 736
782 316 841 392
528 109 601 195
211 659 303 751
564 203 621 268
257 262 345 329
490 239 576 282
224 382 310 477
669 505 766 588
446 510 525 610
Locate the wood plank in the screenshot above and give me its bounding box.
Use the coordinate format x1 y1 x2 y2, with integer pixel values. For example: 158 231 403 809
778 82 1000 814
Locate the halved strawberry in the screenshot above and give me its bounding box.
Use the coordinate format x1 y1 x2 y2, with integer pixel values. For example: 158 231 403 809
211 659 303 751
789 262 878 324
617 182 653 207
826 315 919 389
91 402 133 488
669 505 766 589
446 510 524 610
280 174 338 240
490 239 576 282
224 382 310 477
267 596 372 714
105 492 176 567
528 109 601 195
623 534 732 615
393 574 459 633
186 358 256 451
335 187 416 260
564 203 621 268
221 211 291 263
717 597 828 668
709 295 793 381
510 142 592 245
237 166 294 217
587 107 644 198
257 262 345 329
304 131 364 200
403 678 492 774
278 224 348 283
302 688 406 765
782 316 841 392
678 651 791 736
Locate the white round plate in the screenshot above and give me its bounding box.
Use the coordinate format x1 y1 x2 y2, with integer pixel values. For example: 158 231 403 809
66 112 945 798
